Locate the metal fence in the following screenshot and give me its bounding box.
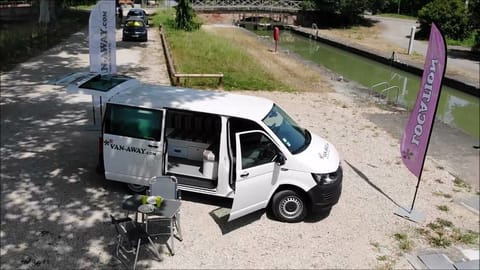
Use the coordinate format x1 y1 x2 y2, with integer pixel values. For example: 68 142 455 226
192 0 302 12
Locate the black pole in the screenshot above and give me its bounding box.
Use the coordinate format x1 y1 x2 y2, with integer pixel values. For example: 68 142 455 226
409 163 424 212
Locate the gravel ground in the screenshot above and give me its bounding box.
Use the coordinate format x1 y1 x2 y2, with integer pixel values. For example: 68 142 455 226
1 25 478 269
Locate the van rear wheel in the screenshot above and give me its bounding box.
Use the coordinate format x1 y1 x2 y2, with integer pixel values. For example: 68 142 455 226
127 183 147 194
271 190 307 223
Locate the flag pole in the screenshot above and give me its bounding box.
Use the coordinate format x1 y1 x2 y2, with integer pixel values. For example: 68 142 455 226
396 22 447 222
410 23 447 214
410 173 422 212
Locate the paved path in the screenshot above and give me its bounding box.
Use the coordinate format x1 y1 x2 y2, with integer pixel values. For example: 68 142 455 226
369 15 479 89
0 26 170 269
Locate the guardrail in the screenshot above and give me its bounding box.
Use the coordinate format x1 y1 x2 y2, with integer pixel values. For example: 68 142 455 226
370 81 399 105
192 0 302 12
0 1 31 7
174 73 224 87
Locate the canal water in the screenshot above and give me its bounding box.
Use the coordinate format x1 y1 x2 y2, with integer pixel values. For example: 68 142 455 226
254 29 479 138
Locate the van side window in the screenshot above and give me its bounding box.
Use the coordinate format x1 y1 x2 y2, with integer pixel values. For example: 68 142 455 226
240 132 277 169
228 117 263 158
104 104 162 141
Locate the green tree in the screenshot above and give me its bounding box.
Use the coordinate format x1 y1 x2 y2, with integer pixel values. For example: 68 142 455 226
366 0 433 16
418 0 471 40
470 0 480 49
307 0 370 24
399 0 432 16
174 0 201 31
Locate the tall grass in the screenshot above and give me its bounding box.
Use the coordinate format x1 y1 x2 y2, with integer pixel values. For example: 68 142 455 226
152 9 289 91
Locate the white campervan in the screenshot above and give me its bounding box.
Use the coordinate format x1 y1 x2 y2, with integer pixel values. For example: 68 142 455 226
56 72 343 222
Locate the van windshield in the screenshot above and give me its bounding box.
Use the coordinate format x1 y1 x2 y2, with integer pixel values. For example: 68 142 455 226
262 104 310 154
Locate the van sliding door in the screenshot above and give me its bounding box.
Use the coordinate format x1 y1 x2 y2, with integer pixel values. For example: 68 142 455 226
103 104 165 184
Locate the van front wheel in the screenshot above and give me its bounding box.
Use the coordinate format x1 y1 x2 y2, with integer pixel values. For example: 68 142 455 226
127 183 147 194
271 190 307 223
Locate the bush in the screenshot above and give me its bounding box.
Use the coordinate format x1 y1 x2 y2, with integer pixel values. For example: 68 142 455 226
471 0 480 50
418 0 471 40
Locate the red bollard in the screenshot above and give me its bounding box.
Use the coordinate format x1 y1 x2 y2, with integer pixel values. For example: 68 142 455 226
273 27 280 53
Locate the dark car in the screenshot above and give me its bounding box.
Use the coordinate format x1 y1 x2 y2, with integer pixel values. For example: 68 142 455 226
126 8 148 26
122 19 148 42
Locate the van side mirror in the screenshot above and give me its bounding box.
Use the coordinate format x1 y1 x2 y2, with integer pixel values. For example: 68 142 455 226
275 153 286 166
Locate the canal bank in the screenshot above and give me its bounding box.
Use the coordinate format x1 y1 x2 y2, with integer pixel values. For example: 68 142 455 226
290 26 479 97
220 24 479 190
249 27 479 139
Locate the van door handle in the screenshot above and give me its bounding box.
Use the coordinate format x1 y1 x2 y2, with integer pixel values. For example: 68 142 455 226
148 144 158 148
240 172 249 178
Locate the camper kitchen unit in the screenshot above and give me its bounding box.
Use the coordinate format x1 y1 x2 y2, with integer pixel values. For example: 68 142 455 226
55 72 343 222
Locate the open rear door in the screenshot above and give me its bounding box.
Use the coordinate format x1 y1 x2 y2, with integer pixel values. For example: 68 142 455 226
103 105 166 184
228 131 280 221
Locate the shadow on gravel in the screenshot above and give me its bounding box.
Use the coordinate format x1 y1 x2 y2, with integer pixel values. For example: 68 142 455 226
181 191 264 234
180 191 232 208
344 160 403 210
304 208 331 223
209 208 264 235
0 28 176 268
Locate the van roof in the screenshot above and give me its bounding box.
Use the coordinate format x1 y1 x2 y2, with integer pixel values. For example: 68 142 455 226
110 84 274 120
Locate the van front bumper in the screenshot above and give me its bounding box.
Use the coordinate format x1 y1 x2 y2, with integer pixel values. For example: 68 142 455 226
307 166 343 211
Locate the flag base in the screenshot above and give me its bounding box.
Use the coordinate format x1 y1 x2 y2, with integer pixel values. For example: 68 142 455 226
394 206 425 223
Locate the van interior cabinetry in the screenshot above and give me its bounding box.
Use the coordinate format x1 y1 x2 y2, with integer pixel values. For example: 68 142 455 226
165 111 220 182
167 138 209 161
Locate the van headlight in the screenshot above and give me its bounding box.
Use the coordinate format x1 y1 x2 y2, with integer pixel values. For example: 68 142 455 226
312 168 341 185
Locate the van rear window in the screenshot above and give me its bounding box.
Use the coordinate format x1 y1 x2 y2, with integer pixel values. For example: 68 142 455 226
125 20 145 27
104 104 162 141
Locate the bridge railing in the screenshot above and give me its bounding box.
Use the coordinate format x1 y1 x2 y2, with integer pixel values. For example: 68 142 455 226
192 0 302 12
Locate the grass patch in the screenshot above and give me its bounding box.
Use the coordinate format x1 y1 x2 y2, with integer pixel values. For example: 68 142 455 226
393 232 413 252
446 31 478 48
376 255 388 261
419 218 479 248
432 191 452 199
436 205 449 212
453 230 480 245
71 5 95 11
453 177 471 192
376 254 395 269
152 9 289 91
370 241 381 251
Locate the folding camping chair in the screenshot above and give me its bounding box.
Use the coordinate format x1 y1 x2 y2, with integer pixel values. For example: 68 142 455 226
145 176 183 255
110 215 161 270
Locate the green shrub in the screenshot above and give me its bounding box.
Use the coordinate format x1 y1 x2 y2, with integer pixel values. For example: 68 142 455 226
418 0 471 40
